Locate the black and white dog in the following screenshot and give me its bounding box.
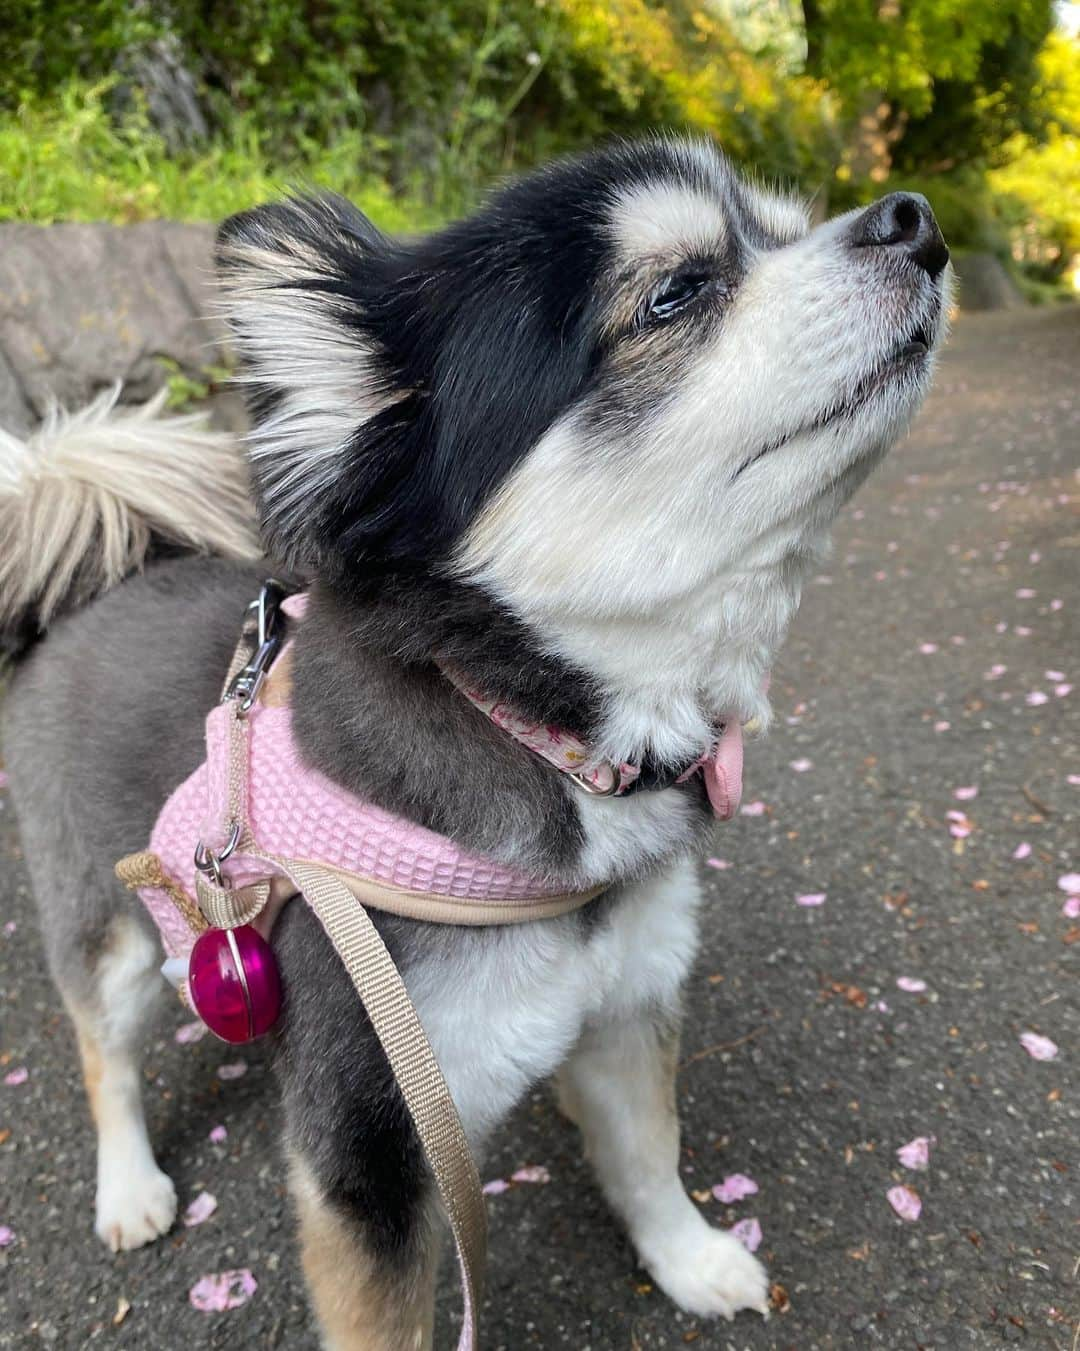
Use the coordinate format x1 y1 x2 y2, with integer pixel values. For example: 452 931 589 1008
0 137 949 1345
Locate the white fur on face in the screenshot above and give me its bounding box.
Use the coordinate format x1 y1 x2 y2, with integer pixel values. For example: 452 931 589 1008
610 181 728 264
458 168 949 764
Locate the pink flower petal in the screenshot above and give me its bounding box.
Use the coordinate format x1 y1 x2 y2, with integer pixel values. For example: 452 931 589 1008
209 1125 228 1144
510 1165 551 1185
3 1067 28 1086
216 1061 248 1081
1015 626 1032 637
730 1217 763 1252
175 1020 207 1045
952 786 978 801
886 1185 922 1221
1011 842 1032 861
1062 896 1080 919
705 857 732 870
0 770 8 789
1058 874 1080 894
2 921 15 936
789 758 813 773
1068 775 1080 787
796 892 826 907
1015 588 1036 599
1025 691 1048 706
482 1179 511 1196
712 1173 759 1203
189 1270 257 1313
986 664 1007 679
1045 670 1065 682
183 1192 218 1227
918 642 938 655
933 721 950 732
0 1226 14 1248
740 800 767 816
896 1136 933 1171
1055 683 1072 698
1019 1032 1058 1061
949 822 972 839
896 977 927 993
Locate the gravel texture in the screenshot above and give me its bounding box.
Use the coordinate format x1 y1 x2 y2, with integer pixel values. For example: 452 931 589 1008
0 306 1077 1348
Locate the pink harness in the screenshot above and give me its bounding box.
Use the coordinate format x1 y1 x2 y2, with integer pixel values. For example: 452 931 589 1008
119 583 749 1351
136 591 745 962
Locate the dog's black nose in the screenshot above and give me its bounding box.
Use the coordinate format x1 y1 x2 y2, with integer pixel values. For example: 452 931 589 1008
851 192 949 278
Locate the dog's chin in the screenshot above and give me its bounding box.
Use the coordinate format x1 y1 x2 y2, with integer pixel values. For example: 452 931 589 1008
733 321 938 484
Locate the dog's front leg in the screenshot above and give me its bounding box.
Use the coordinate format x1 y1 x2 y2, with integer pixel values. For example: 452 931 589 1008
555 1003 769 1322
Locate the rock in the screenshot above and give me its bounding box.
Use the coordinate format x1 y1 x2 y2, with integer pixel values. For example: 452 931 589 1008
952 252 1027 312
0 221 223 433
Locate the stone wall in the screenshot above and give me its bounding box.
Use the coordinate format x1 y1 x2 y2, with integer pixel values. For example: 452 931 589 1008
0 221 220 435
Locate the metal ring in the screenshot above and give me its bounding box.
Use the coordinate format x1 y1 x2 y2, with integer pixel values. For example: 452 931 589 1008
568 767 620 797
194 821 242 885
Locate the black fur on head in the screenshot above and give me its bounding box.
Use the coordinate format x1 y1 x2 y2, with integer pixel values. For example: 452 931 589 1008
214 139 739 585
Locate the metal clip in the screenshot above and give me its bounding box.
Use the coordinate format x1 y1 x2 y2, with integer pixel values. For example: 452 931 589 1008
227 579 287 713
194 820 242 888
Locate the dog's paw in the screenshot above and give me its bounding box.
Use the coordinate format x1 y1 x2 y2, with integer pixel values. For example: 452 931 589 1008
95 1164 177 1252
646 1226 769 1321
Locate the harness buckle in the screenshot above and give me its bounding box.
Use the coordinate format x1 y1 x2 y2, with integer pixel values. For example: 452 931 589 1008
227 579 288 713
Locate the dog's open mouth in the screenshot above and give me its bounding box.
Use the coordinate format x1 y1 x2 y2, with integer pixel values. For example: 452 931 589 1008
732 313 937 481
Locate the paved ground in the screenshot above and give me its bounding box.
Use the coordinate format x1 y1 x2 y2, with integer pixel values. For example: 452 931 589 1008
1 306 1077 1349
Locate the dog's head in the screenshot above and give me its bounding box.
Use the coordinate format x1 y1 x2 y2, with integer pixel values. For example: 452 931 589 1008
217 137 949 622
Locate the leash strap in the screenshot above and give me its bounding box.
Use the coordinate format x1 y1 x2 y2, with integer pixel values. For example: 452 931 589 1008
196 601 486 1350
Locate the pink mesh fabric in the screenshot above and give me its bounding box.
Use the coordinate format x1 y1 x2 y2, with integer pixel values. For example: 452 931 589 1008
140 694 565 959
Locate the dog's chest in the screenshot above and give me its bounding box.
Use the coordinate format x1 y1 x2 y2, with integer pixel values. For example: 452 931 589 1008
405 858 702 1146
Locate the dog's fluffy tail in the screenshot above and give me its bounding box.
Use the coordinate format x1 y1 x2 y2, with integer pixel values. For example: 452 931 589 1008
0 385 261 653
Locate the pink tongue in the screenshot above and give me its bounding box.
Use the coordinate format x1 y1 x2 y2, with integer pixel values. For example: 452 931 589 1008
704 719 744 820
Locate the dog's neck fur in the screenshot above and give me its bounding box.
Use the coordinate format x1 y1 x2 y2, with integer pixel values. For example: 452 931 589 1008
293 543 812 823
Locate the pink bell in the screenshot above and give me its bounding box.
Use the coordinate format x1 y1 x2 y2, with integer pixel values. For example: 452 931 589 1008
187 924 282 1044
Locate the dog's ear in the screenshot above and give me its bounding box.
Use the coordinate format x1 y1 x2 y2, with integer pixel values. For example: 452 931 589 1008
215 195 397 567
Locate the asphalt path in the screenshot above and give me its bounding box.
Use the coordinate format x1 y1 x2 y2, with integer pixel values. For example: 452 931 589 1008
1 305 1077 1348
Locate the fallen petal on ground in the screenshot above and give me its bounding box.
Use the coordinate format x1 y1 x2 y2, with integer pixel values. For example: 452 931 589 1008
886 1185 922 1221
184 1192 218 1227
896 1136 934 1171
189 1270 257 1313
1019 1032 1058 1061
712 1173 759 1203
730 1217 763 1251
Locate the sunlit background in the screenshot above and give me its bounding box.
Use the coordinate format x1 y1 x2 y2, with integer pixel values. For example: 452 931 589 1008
4 0 1078 296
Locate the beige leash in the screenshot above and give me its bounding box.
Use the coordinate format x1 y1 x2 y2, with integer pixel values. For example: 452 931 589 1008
193 683 487 1350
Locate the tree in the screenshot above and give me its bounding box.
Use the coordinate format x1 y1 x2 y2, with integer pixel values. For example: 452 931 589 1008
797 0 1055 179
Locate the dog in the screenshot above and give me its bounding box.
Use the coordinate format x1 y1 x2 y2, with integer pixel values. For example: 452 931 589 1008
0 136 949 1346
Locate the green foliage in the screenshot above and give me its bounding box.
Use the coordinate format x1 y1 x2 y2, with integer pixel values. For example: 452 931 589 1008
0 0 1075 292
0 82 444 229
989 32 1080 279
157 357 235 411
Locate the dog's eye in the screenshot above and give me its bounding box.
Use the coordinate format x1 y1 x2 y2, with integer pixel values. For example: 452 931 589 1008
646 272 710 323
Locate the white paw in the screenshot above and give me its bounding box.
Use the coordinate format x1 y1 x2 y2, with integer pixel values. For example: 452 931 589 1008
95 1164 177 1252
646 1226 770 1321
